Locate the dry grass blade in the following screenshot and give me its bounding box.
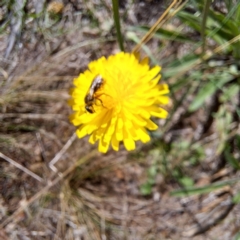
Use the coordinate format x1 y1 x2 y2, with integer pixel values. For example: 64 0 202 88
49 133 77 172
132 0 185 53
0 68 8 80
0 152 44 183
204 33 240 59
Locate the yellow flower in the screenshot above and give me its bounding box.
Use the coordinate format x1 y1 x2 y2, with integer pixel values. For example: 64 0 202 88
68 52 169 153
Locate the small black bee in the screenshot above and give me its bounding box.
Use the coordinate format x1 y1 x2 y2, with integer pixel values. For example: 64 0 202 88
84 75 104 113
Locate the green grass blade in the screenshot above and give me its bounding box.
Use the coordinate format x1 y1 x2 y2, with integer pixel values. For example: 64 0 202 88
163 53 200 78
129 26 195 43
233 192 240 204
224 146 240 170
201 0 211 55
171 178 239 197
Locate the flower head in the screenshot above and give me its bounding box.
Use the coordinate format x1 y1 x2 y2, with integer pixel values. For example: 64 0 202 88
69 52 169 153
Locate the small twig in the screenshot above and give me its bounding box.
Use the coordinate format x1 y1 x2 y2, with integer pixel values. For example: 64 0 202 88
0 152 44 183
49 133 77 172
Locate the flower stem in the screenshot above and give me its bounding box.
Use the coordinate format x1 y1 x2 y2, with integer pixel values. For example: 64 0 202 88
201 0 211 58
112 0 124 51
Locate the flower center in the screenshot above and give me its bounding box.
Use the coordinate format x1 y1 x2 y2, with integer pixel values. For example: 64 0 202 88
98 93 115 111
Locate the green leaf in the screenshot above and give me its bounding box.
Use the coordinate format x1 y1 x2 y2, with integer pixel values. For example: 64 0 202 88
208 9 239 39
233 232 240 240
220 84 240 102
233 192 240 204
236 135 240 150
177 11 202 32
178 177 194 187
224 147 240 170
140 183 153 196
237 108 240 118
188 81 216 112
188 71 233 112
235 3 240 26
148 165 157 178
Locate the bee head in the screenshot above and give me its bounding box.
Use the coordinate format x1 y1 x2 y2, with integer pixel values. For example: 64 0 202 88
85 105 94 113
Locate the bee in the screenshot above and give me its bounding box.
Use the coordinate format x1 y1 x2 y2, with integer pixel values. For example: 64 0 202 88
84 75 104 113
